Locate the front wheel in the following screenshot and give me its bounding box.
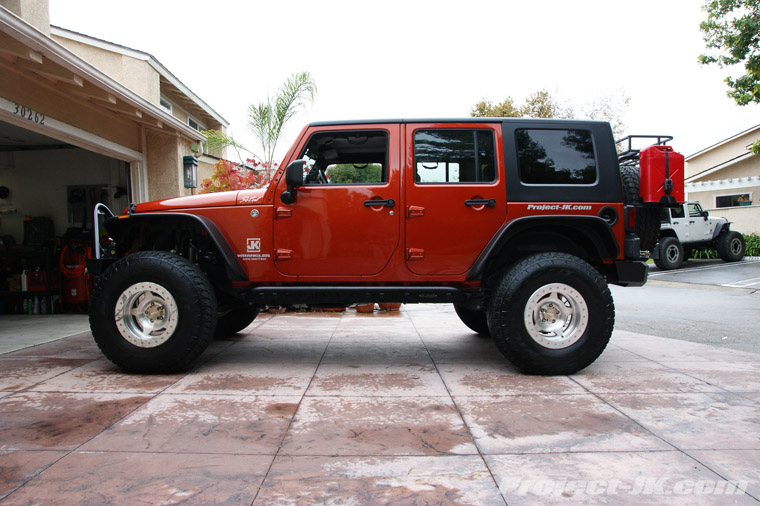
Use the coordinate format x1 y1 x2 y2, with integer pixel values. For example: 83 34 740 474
654 237 683 270
89 251 217 373
487 253 614 375
716 230 745 262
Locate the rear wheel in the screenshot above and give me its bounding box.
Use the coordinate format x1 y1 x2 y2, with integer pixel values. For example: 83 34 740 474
215 305 258 337
487 253 614 375
89 251 217 373
716 230 745 262
654 236 683 270
453 304 490 337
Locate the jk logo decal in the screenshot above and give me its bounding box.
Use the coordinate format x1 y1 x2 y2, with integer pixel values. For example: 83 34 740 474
247 238 261 253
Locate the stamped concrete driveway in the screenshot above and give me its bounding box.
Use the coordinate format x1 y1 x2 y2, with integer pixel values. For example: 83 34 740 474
1 304 759 504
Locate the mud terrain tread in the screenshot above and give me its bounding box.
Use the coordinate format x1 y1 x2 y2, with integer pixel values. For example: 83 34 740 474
487 252 614 375
716 230 745 262
89 251 217 373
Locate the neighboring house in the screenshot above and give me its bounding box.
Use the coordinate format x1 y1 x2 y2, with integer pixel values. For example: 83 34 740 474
0 0 227 242
685 124 760 235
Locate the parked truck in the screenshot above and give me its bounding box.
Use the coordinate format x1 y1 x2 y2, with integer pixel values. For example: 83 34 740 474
655 201 745 270
88 119 684 375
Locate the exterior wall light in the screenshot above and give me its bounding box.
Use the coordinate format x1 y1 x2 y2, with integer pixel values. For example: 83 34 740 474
183 155 198 188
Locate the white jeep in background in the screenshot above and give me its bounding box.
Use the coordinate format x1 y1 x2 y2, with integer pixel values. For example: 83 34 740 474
655 201 745 270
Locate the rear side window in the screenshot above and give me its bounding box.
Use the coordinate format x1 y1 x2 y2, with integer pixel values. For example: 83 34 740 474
414 129 496 183
516 129 597 185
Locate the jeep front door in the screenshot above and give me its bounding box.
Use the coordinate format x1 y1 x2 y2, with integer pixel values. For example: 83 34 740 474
404 124 506 275
687 202 713 241
273 126 400 277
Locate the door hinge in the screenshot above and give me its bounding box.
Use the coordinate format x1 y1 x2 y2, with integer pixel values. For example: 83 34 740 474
276 248 292 260
406 205 425 218
276 207 292 219
406 248 425 260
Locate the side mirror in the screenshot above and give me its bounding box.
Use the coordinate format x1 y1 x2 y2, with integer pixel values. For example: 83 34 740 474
280 160 304 205
703 210 709 220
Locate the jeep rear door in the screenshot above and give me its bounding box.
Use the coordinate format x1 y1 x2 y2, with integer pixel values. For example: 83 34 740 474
273 125 400 277
404 123 507 275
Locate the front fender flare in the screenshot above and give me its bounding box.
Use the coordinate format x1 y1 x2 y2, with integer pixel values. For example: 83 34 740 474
104 212 247 282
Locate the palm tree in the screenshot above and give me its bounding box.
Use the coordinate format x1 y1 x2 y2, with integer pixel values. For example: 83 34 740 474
204 71 316 179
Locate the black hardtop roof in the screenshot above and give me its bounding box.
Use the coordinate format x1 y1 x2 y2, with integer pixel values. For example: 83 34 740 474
308 118 610 127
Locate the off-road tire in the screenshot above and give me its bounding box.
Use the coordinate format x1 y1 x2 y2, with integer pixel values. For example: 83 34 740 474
620 165 659 252
215 305 258 337
654 236 683 270
716 230 745 262
453 304 490 337
89 251 217 373
487 252 614 375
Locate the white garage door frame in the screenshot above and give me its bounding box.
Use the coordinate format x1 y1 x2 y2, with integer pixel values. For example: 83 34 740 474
0 95 149 202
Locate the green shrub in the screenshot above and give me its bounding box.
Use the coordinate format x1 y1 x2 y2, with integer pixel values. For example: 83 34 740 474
690 248 718 259
745 233 760 256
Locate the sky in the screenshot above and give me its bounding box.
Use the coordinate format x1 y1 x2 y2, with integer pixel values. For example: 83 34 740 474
49 0 760 160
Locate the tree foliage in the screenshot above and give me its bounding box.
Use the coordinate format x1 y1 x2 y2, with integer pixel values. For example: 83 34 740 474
521 90 573 119
325 164 383 184
699 1 760 153
699 0 760 106
199 159 269 193
203 71 317 179
470 97 521 117
471 89 630 138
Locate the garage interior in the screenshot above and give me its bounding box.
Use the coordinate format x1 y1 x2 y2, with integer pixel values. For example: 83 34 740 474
0 119 129 316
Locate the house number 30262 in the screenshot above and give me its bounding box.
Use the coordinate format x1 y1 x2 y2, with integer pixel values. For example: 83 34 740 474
13 102 45 125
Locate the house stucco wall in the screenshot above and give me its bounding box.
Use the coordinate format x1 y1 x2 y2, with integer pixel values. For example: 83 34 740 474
687 129 759 179
0 0 49 35
51 36 160 105
145 129 195 199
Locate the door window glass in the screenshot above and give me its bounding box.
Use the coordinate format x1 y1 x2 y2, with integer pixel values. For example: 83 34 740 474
299 130 388 185
688 203 704 217
414 129 496 183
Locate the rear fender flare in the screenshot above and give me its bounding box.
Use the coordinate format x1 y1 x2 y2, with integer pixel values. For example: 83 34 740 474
468 215 619 281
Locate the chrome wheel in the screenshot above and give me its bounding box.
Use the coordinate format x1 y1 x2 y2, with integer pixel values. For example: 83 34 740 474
114 282 178 348
524 283 589 349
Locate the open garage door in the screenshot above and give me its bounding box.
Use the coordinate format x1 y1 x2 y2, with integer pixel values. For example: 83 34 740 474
0 120 130 315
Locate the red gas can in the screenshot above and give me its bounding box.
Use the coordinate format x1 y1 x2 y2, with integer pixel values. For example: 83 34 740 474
639 145 684 204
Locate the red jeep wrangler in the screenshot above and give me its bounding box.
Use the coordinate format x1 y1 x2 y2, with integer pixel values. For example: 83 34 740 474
88 119 682 375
